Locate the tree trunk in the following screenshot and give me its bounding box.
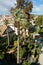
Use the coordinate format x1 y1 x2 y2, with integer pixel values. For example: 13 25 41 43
17 21 20 64
6 28 10 46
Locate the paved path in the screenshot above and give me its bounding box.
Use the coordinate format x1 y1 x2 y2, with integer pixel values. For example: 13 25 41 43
39 47 43 65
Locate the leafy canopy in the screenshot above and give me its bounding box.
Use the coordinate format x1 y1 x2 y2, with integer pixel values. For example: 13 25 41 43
12 8 28 29
35 15 43 26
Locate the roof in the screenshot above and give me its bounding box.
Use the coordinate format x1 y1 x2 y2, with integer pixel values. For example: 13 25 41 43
0 24 15 36
0 25 7 36
0 15 14 26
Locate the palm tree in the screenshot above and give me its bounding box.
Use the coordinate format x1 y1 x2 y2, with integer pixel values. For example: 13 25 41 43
11 8 28 64
4 19 10 47
10 0 33 64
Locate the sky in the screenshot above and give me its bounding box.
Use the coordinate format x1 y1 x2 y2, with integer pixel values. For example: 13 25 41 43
31 0 43 15
0 0 43 15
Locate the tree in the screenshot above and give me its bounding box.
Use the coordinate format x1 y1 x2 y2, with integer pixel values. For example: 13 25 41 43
35 15 43 26
4 19 10 47
11 8 28 64
10 0 33 64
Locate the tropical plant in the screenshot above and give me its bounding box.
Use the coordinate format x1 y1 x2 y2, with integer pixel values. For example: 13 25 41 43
11 8 28 64
10 0 34 64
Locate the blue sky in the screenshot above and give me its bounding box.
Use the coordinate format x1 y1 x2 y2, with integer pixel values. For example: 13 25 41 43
31 0 43 15
0 0 43 15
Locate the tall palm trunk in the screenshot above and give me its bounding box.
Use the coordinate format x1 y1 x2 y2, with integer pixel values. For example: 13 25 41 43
17 21 20 64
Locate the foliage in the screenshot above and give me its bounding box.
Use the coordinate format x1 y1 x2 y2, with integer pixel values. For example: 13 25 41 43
35 15 43 26
0 52 4 60
4 19 9 25
28 25 36 33
22 60 32 65
20 36 41 63
22 61 28 65
0 39 8 60
12 8 28 29
40 28 43 32
16 0 33 13
33 26 40 34
0 38 8 51
14 41 18 47
20 47 26 58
